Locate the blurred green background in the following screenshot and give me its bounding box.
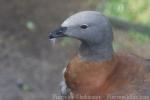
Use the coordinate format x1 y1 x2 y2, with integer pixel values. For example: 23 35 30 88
0 0 149 100
103 0 150 25
101 0 150 45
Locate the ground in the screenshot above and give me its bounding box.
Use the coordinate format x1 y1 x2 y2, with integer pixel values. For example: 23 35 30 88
0 0 92 100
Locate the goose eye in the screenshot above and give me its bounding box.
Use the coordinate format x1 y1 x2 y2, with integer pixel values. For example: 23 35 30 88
80 24 88 29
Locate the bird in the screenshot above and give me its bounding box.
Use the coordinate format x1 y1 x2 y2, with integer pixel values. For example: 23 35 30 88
49 11 150 100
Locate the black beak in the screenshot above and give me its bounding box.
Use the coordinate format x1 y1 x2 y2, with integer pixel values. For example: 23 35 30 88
48 27 67 39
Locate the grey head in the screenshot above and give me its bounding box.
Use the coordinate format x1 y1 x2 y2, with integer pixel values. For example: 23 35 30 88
49 11 113 61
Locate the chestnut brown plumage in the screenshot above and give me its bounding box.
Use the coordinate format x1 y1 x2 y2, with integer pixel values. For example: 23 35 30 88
65 54 150 98
49 11 150 100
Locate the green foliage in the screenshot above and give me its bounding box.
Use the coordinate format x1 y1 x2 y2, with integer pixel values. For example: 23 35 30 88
60 37 72 47
113 42 120 51
128 31 150 44
97 0 150 44
26 21 36 31
102 0 150 26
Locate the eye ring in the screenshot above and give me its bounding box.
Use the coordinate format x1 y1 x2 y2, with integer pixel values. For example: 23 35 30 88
80 24 88 29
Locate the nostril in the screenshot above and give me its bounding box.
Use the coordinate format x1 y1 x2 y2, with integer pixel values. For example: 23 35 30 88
48 33 54 39
48 27 67 39
58 30 63 34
